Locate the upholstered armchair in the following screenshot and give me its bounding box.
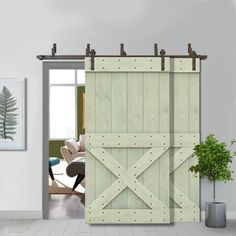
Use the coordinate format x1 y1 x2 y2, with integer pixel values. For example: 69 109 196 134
60 135 85 164
60 135 85 191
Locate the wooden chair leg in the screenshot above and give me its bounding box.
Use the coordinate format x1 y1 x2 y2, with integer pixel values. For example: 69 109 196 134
72 174 85 191
49 164 54 180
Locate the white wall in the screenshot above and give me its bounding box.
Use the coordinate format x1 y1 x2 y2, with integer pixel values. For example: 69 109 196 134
0 0 236 217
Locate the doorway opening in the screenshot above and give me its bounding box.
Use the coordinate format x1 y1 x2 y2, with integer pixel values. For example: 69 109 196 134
43 61 85 219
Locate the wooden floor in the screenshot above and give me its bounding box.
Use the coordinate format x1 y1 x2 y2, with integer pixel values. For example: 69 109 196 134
0 219 235 236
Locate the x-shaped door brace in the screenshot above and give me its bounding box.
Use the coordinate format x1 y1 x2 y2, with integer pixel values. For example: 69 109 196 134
87 147 169 210
87 146 198 211
170 147 198 209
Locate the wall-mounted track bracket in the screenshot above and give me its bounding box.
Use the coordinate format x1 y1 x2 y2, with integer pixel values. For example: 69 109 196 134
86 44 91 56
90 49 96 70
120 43 127 56
36 44 207 61
154 43 158 56
51 43 57 57
160 49 166 71
188 43 197 71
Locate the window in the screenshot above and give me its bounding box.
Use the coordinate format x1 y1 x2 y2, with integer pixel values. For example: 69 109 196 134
49 69 85 139
77 70 85 84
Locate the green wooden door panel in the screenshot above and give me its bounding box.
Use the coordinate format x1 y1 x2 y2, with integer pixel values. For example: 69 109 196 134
85 57 200 224
94 72 113 210
170 72 200 222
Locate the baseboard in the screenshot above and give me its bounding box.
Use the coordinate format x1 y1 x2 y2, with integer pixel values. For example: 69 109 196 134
0 210 42 219
201 211 236 220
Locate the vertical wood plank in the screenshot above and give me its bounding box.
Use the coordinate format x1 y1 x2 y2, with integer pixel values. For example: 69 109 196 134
143 73 160 132
160 73 170 133
143 72 160 202
173 73 189 197
85 72 96 210
95 72 112 208
171 69 200 222
174 73 189 133
127 72 145 209
111 72 128 209
169 73 175 210
189 73 200 133
159 73 170 208
189 73 200 206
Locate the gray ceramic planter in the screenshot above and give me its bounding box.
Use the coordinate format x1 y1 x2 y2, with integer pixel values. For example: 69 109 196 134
205 202 226 228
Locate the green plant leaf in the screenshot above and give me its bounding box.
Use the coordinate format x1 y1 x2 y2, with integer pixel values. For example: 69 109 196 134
0 86 18 140
189 134 235 183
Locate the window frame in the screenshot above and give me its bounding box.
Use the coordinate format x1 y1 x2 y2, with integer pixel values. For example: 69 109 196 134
45 62 84 141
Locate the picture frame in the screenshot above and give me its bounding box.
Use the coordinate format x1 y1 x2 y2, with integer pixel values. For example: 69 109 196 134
0 78 26 150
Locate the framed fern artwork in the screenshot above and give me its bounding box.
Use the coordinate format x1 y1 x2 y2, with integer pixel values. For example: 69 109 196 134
0 79 25 150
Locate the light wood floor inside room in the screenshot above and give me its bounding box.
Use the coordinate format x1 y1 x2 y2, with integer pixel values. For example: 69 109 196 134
0 219 235 236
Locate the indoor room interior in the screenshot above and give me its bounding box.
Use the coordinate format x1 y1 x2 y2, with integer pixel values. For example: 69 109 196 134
47 65 86 219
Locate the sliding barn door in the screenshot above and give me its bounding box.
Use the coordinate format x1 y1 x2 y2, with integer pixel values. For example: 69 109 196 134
170 58 200 222
85 57 200 224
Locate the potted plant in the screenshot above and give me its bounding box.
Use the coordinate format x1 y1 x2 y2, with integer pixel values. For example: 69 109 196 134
189 134 236 228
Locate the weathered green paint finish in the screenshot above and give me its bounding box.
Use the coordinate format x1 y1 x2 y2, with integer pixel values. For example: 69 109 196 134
85 57 200 224
85 57 199 72
95 72 113 209
85 57 171 72
85 71 171 223
170 71 200 222
127 73 145 209
111 73 128 209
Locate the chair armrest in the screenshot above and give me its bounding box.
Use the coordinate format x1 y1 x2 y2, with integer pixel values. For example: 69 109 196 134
60 146 73 164
71 152 85 159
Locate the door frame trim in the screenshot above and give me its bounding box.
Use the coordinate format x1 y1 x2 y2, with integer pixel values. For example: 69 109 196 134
42 61 84 219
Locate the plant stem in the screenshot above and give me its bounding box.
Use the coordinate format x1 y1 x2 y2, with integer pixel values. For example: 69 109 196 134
213 180 216 203
3 92 6 139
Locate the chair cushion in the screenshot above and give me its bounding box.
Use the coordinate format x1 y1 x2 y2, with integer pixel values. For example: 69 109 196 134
79 135 85 151
49 157 60 166
65 139 80 154
66 157 85 177
71 151 85 159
